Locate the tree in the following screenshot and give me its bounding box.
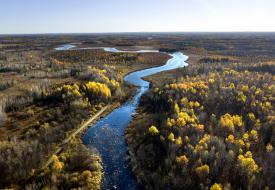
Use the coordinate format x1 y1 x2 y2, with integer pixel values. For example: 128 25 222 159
195 164 210 179
148 125 159 136
210 183 223 190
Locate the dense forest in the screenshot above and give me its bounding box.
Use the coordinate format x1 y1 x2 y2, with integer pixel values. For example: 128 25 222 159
0 33 275 189
126 51 275 189
0 37 169 189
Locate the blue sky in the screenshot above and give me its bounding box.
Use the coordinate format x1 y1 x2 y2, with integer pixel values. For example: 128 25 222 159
0 0 275 34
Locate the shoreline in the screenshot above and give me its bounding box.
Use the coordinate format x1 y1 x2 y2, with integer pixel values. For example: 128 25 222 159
124 50 192 188
52 49 173 189
18 46 171 189
79 49 188 189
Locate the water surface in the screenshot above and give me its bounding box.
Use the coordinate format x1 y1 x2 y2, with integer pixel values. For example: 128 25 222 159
82 48 188 189
55 44 188 189
55 44 76 50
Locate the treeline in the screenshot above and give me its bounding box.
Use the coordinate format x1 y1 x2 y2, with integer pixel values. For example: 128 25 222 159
198 57 235 64
50 49 138 65
181 59 275 76
159 48 179 53
127 59 275 189
49 49 169 67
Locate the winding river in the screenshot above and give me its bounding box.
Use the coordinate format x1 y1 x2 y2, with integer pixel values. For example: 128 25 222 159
56 45 188 189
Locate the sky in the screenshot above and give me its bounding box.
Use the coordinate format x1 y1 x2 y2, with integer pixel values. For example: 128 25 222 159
0 0 275 34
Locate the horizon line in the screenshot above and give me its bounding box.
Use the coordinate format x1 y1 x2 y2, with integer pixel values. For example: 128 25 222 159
1 31 275 36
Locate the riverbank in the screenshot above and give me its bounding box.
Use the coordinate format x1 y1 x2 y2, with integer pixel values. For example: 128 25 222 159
2 33 274 190
125 48 275 189
82 50 188 189
36 48 172 190
0 42 171 189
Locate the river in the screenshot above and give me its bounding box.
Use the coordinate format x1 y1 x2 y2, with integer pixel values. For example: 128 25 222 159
55 44 188 189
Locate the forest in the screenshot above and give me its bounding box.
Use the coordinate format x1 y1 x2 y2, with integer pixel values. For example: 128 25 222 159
126 34 275 189
0 33 274 189
0 35 169 189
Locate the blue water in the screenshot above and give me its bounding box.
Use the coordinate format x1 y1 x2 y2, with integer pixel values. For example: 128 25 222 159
83 87 146 190
55 44 76 50
55 45 188 189
82 48 188 190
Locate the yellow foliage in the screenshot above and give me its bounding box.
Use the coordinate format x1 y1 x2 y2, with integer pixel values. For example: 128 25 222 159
195 164 210 178
87 67 110 84
244 151 252 158
167 118 175 127
264 101 272 109
148 125 159 136
168 132 175 142
250 130 258 142
175 136 183 146
59 83 82 98
210 183 223 190
189 101 194 107
219 114 243 132
238 139 245 147
226 134 235 143
237 92 247 103
174 103 180 114
242 85 249 92
194 101 200 108
219 114 235 132
85 81 111 98
224 70 230 75
232 115 243 128
176 155 189 165
266 143 273 153
81 170 92 179
195 134 210 152
178 111 195 124
51 155 59 162
238 154 259 175
192 124 204 132
191 88 197 94
51 155 64 172
242 133 249 142
247 113 256 121
255 88 262 95
109 79 120 89
169 81 208 91
229 83 235 89
208 78 215 84
176 117 186 127
140 61 275 188
180 97 188 106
